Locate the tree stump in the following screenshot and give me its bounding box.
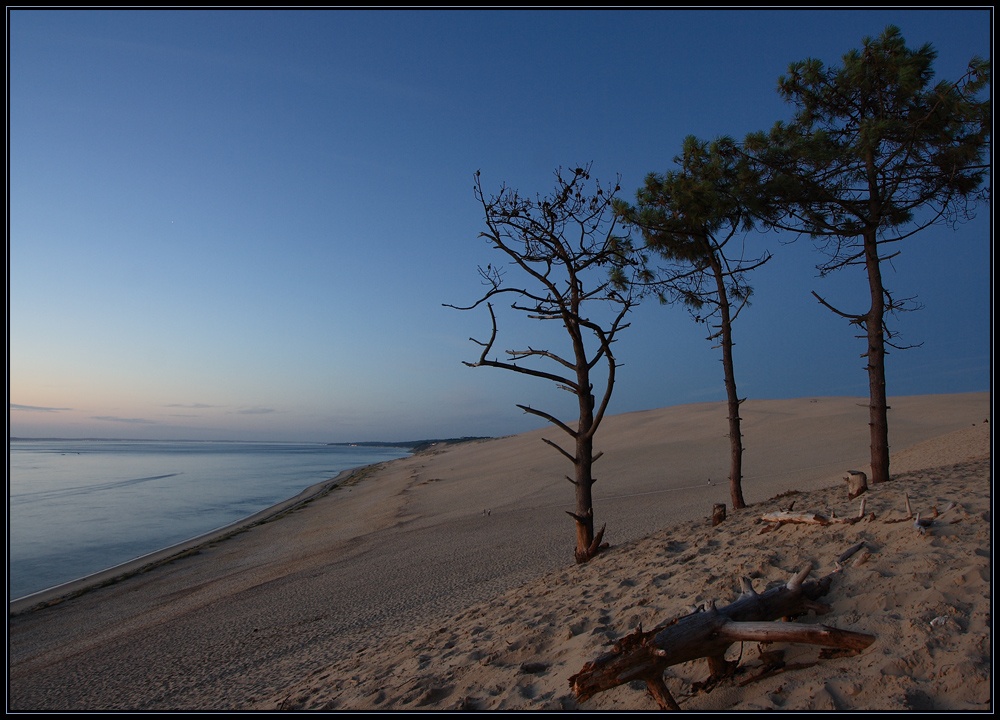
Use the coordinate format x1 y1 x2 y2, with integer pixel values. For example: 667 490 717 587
844 471 868 500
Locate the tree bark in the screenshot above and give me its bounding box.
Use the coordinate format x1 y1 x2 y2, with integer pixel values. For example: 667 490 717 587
864 150 890 484
571 306 598 562
707 248 746 509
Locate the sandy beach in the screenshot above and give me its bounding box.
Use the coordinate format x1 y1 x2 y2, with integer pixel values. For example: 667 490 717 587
8 392 991 711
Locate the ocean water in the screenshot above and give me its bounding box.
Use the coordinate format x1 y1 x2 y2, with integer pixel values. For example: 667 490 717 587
8 440 411 601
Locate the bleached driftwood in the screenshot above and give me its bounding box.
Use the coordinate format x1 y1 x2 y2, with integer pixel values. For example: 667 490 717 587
836 541 866 565
761 510 830 526
569 565 874 710
832 541 871 572
885 496 959 528
761 502 872 533
912 502 962 534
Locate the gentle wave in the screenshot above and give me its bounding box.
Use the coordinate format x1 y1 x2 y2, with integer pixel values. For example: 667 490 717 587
10 473 183 503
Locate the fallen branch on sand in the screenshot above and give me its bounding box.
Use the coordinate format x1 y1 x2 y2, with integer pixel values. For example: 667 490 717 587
761 510 830 525
884 496 960 530
569 564 874 710
759 497 872 533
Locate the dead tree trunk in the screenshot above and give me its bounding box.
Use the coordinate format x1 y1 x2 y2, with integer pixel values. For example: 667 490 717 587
447 167 639 565
570 354 599 563
569 565 874 709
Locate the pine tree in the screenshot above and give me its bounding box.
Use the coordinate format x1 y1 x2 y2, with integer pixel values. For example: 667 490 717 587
746 26 990 483
616 136 771 510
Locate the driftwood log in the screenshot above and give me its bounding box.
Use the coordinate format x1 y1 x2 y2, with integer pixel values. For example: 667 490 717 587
761 510 830 526
760 498 871 533
569 565 874 710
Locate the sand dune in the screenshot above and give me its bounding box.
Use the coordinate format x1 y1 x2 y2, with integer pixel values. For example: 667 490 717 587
8 392 990 711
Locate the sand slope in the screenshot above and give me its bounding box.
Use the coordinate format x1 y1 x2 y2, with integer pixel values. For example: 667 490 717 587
7 393 991 711
267 423 990 711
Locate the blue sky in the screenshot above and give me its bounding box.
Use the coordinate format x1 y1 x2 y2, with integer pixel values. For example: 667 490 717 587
9 9 992 442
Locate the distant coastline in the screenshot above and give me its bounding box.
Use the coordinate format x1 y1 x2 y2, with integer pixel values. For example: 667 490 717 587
9 437 308 443
11 436 493 450
327 436 492 453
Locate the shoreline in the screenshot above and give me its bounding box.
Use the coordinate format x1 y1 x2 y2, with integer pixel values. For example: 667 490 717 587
8 460 395 616
10 392 987 617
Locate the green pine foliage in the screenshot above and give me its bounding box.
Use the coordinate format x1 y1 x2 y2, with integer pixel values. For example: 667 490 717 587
746 25 990 269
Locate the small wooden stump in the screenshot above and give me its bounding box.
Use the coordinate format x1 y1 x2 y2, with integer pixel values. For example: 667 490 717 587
712 504 727 527
844 471 868 500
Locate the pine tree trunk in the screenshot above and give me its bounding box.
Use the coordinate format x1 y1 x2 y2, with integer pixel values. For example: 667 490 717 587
864 230 890 484
863 148 890 485
708 251 746 509
723 341 745 508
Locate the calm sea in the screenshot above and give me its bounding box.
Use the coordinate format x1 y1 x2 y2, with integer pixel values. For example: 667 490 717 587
8 440 411 601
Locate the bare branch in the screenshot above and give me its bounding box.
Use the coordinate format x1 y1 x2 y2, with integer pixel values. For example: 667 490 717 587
520 406 578 439
507 346 578 371
541 436 578 462
812 291 865 324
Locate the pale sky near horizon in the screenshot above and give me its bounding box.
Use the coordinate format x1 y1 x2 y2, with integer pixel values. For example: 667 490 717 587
9 9 992 442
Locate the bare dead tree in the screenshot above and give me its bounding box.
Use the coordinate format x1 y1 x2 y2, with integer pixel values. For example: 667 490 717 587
445 165 642 563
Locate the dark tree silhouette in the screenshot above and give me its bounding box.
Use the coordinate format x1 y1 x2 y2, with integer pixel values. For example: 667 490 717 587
745 26 990 484
616 136 771 510
446 165 641 563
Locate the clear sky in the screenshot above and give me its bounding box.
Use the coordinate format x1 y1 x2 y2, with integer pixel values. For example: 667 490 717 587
9 9 992 442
